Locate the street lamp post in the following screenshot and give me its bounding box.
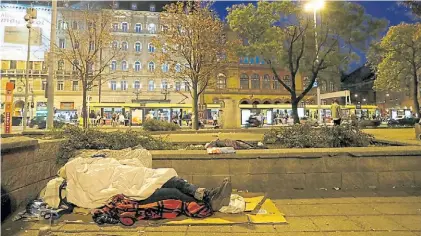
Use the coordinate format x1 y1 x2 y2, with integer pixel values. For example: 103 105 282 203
47 0 57 129
22 7 36 131
305 0 325 125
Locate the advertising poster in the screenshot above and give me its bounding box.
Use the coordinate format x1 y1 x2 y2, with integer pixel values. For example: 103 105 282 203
131 109 143 125
0 4 51 61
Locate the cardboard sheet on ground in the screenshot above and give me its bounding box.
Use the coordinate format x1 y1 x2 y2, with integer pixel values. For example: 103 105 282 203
165 196 287 225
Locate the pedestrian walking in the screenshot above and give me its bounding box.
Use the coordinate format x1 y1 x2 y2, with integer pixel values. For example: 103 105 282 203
331 99 342 126
212 113 218 127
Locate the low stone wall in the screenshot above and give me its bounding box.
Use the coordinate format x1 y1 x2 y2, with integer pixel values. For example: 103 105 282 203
151 148 421 192
1 137 62 215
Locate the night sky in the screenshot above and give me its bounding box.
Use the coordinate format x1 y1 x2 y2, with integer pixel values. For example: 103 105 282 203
212 1 417 72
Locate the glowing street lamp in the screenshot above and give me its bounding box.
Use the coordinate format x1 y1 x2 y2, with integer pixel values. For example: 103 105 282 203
304 0 325 124
304 0 325 12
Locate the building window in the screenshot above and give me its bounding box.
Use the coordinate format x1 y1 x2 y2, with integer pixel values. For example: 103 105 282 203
111 60 117 71
216 74 226 89
72 81 79 91
149 4 156 12
121 80 128 91
131 3 137 10
251 74 260 89
134 61 141 71
89 41 95 51
135 23 142 33
162 80 168 90
135 42 142 52
122 22 128 32
59 38 65 48
161 63 169 73
273 76 281 89
148 62 155 72
72 21 78 30
329 81 334 92
122 41 128 51
148 43 155 53
57 81 64 91
112 41 118 49
10 61 17 69
148 23 156 34
72 60 79 71
57 60 64 70
175 64 181 73
175 81 181 91
112 23 118 32
240 73 249 89
303 77 310 88
42 81 47 90
184 82 190 92
148 80 155 91
134 80 141 89
110 81 117 90
121 61 127 71
263 74 271 89
284 75 291 87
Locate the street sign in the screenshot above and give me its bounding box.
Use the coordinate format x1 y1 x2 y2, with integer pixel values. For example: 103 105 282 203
313 81 318 88
4 82 14 134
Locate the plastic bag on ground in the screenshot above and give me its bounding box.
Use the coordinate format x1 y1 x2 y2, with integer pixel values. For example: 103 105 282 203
207 147 236 154
219 194 246 214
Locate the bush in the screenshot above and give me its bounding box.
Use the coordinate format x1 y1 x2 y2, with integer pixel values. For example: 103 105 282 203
55 126 176 163
142 119 180 131
263 124 374 148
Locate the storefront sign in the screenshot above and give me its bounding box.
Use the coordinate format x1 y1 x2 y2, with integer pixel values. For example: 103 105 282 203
131 109 143 125
60 102 74 110
4 82 14 133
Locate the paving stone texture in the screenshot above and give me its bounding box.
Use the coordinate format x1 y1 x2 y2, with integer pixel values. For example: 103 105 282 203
2 189 421 236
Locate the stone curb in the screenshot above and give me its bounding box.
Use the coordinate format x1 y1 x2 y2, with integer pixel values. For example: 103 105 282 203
1 137 38 153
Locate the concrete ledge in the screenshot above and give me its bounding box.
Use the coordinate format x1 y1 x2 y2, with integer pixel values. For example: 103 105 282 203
1 137 38 153
150 146 421 160
1 137 62 218
151 147 421 192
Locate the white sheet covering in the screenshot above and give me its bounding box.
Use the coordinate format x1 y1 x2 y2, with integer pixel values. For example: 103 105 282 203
63 157 177 209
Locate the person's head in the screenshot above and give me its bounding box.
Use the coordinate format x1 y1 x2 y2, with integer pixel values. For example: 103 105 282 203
333 99 339 104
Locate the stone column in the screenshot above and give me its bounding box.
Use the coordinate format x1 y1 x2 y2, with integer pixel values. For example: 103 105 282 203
220 99 240 129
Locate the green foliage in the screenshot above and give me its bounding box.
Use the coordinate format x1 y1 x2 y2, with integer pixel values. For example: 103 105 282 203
56 126 176 163
368 23 421 116
263 124 374 148
142 119 180 131
227 1 386 123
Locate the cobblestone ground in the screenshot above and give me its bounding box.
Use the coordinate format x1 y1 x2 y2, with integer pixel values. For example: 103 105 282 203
3 189 421 236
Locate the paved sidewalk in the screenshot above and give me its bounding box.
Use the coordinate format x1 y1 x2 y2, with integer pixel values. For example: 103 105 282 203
3 190 421 236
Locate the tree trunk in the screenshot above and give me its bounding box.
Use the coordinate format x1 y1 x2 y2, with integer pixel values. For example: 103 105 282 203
413 71 420 118
82 79 88 129
291 99 300 124
191 83 199 130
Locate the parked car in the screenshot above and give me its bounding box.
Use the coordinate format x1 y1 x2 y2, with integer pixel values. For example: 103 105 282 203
29 116 47 128
30 116 66 129
388 117 420 127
